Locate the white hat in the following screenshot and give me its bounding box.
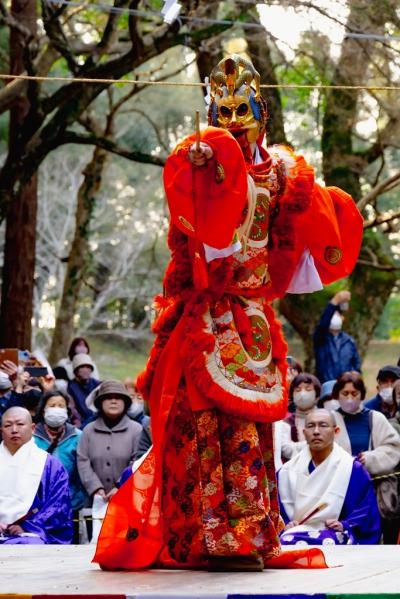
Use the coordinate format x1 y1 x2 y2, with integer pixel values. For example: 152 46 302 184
72 353 94 373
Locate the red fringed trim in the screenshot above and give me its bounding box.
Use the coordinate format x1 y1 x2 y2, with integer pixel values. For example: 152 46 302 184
266 153 315 301
181 298 288 423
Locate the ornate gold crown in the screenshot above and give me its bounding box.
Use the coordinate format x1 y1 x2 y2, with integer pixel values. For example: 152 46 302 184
210 54 261 100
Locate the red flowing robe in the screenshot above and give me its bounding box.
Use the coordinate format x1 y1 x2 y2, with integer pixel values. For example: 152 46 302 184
93 128 363 570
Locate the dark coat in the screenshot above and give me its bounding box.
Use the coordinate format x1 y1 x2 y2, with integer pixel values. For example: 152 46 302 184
313 302 361 383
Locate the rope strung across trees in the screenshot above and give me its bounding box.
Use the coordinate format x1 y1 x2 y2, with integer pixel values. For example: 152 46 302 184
1 73 400 91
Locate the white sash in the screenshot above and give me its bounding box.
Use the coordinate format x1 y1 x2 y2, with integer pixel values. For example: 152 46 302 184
0 439 47 525
279 443 353 534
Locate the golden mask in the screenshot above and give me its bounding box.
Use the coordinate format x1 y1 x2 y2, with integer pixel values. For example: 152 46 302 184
216 94 262 144
209 54 266 144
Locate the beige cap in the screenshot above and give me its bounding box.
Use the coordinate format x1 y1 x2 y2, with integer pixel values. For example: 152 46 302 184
72 353 95 373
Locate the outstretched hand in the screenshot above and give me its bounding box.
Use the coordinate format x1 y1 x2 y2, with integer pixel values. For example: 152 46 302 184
188 142 213 166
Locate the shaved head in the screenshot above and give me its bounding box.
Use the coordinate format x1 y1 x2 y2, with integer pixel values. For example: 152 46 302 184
1 406 34 454
305 408 336 428
2 406 32 424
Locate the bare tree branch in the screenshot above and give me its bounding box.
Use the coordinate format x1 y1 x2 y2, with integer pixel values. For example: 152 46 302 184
363 209 400 230
0 0 33 38
60 130 166 166
357 171 400 211
357 259 400 271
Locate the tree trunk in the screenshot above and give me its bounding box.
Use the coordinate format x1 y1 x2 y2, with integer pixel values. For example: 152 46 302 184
244 19 287 145
280 0 398 369
0 0 37 349
48 145 109 365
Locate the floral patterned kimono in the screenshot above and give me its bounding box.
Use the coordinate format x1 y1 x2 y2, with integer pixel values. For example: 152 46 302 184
93 127 363 570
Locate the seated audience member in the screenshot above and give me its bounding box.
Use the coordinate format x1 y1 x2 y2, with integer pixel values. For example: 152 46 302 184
389 380 400 435
57 337 100 381
125 379 148 426
286 356 303 384
286 356 303 413
317 380 338 411
332 372 400 475
0 372 13 418
77 380 142 503
33 390 86 512
0 360 43 418
0 407 73 544
364 365 400 420
67 354 100 428
278 409 381 546
281 373 320 461
52 366 69 394
313 290 361 383
332 371 400 544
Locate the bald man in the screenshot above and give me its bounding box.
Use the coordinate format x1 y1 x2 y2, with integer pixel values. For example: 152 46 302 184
277 409 381 546
0 407 73 544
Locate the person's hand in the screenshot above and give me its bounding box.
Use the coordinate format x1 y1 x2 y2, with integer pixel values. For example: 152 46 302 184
15 370 30 393
331 290 351 305
325 519 344 532
284 520 299 530
40 373 55 392
0 522 8 533
357 452 367 465
105 487 118 501
94 488 106 498
7 524 24 536
0 360 18 382
188 142 213 166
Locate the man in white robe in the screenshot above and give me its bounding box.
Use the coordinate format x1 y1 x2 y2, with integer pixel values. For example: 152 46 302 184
0 407 73 544
278 409 381 545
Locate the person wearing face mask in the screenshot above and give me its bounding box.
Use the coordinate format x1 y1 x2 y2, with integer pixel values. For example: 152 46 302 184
318 380 339 412
313 291 361 383
332 372 400 544
33 390 86 515
364 365 400 420
332 372 400 471
281 373 321 460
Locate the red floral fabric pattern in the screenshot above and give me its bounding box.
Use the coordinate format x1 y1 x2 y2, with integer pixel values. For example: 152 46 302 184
160 383 283 566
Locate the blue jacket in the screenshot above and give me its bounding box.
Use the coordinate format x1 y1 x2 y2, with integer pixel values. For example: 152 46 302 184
34 422 87 511
313 302 361 383
67 377 100 426
364 394 398 420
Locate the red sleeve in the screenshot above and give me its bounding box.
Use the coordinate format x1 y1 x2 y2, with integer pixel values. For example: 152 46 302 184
297 184 363 284
163 126 248 249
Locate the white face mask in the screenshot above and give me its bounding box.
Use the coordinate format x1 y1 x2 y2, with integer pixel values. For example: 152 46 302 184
293 390 316 410
379 387 394 404
329 312 343 331
44 407 68 428
324 399 340 411
339 397 361 414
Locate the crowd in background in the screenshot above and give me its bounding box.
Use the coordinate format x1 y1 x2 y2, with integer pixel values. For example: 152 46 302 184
0 291 400 546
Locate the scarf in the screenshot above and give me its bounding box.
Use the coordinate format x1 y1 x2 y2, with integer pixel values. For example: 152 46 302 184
0 439 47 525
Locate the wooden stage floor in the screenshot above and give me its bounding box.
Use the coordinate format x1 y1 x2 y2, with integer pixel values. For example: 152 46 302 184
0 545 399 598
